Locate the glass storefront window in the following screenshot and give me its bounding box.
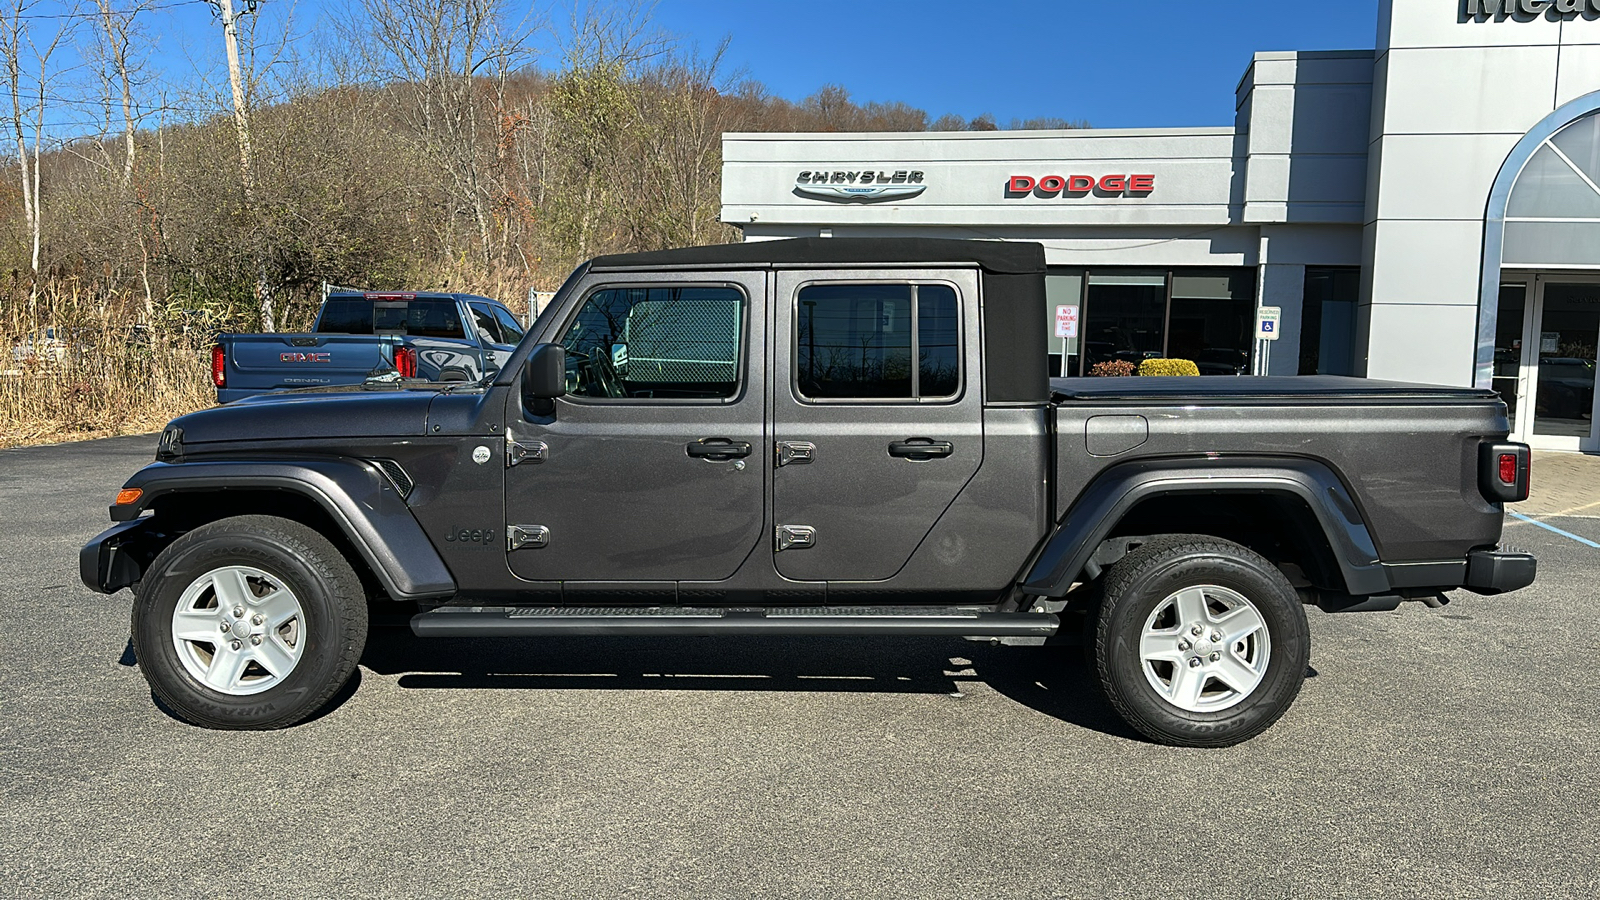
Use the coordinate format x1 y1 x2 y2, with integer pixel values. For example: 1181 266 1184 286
1169 272 1256 376
1300 268 1360 376
1056 268 1258 376
1082 272 1166 373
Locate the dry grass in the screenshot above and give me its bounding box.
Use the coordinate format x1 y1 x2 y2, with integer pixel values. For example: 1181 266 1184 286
1 290 216 449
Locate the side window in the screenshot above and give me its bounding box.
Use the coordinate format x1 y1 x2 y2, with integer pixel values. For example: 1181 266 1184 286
560 286 744 400
470 303 503 343
492 306 525 343
795 283 961 401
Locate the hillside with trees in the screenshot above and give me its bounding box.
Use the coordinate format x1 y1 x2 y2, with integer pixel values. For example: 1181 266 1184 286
0 0 1084 444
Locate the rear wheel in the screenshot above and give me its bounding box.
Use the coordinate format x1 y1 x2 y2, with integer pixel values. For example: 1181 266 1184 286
131 515 368 729
1092 535 1309 747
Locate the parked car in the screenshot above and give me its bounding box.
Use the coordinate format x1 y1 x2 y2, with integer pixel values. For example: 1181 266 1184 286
210 292 524 403
83 238 1535 748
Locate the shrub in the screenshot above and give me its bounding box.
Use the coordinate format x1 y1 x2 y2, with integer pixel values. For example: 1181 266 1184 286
1139 358 1201 377
1088 360 1137 377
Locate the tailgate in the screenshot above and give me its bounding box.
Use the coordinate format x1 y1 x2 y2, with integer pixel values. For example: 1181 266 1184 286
221 333 398 390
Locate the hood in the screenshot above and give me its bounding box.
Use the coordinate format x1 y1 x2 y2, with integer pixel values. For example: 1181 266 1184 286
170 385 450 446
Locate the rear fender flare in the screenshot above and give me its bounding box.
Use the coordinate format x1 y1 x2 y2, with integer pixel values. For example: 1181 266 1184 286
1021 457 1387 597
105 458 456 600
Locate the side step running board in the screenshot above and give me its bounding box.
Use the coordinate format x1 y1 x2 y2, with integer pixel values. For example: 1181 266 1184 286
410 606 1060 638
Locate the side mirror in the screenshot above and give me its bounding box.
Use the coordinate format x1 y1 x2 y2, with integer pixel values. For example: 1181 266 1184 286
522 343 567 400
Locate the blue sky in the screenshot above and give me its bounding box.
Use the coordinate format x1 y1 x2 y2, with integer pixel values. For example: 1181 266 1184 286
649 0 1384 128
14 0 1382 135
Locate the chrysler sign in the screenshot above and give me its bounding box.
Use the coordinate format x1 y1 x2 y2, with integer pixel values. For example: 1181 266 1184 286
795 170 926 202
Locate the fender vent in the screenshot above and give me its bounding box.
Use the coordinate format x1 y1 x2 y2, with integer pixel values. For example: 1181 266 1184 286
370 458 414 498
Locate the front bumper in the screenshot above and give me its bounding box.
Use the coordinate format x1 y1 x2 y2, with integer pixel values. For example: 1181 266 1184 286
1463 548 1537 595
79 518 159 594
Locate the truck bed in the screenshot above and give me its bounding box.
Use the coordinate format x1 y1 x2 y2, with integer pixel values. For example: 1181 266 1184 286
1050 375 1510 563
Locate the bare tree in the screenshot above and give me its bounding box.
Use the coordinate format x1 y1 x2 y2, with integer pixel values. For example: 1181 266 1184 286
206 0 278 329
89 0 157 312
348 0 535 269
0 0 78 300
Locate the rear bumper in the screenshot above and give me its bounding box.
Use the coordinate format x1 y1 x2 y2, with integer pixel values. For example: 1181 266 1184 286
1463 548 1537 595
216 387 278 404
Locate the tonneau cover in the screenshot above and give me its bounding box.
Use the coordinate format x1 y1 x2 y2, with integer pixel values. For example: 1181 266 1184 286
1051 375 1500 403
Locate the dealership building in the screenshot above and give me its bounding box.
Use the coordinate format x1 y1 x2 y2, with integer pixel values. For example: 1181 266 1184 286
720 0 1600 451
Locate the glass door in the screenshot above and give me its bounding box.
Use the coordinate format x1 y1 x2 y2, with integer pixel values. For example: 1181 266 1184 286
1525 278 1600 451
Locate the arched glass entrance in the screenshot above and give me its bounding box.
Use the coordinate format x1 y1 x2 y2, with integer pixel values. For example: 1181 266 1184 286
1485 103 1600 450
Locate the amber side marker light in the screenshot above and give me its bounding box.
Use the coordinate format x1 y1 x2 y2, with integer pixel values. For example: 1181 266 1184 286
114 488 143 506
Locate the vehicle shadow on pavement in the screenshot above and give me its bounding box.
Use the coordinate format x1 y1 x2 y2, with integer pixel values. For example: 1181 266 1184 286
356 629 1142 741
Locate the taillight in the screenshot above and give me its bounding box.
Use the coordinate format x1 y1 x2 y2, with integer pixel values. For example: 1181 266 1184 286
1480 442 1530 503
210 345 226 388
395 346 417 378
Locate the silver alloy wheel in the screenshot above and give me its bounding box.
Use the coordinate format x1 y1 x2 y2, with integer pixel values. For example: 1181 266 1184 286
170 565 306 696
1138 584 1271 713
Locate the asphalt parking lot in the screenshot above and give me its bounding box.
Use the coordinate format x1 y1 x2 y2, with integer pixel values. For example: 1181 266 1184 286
2 434 1598 899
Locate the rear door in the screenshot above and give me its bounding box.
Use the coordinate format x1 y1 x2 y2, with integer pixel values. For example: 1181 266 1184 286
770 268 984 583
504 271 767 583
468 301 519 377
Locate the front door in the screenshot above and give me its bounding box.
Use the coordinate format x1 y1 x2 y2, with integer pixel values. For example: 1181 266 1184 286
770 269 984 584
504 272 767 583
1511 277 1600 451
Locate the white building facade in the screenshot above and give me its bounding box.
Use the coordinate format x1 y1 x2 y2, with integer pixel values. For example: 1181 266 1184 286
720 0 1600 451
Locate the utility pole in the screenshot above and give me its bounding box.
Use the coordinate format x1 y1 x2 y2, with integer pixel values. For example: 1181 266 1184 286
213 0 272 331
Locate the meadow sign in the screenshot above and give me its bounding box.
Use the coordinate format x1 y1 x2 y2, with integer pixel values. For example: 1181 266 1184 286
1465 0 1600 17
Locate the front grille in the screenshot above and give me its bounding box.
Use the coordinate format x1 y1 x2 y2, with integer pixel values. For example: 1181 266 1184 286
370 458 414 498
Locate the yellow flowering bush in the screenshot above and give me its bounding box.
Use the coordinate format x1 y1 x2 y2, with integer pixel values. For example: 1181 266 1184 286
1138 358 1201 377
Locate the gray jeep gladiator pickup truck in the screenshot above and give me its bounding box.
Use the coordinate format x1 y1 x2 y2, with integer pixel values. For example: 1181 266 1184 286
81 239 1535 747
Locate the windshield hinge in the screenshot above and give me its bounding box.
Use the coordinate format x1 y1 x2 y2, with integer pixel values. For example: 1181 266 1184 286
506 438 548 467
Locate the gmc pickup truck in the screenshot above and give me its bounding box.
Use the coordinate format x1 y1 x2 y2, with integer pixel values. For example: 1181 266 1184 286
82 239 1535 747
211 292 524 403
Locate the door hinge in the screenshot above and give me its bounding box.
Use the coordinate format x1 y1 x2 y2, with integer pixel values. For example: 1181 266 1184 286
776 524 816 552
506 438 548 467
776 440 816 467
507 524 551 551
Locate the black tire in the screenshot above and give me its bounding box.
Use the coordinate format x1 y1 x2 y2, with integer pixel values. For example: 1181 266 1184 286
1091 535 1309 748
131 515 368 729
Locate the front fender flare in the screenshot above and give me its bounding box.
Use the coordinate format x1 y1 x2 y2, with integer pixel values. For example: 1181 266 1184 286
99 458 456 600
1021 457 1387 597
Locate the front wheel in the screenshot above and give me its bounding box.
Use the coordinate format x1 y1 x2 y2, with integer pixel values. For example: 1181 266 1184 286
131 515 368 729
1092 535 1309 748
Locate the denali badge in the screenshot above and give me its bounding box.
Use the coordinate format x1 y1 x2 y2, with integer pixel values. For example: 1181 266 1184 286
795 170 926 203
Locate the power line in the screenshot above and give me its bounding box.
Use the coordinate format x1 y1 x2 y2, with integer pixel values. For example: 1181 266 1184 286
5 1 207 21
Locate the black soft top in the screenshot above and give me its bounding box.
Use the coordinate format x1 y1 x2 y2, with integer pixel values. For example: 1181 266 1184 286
590 238 1050 403
590 237 1046 275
